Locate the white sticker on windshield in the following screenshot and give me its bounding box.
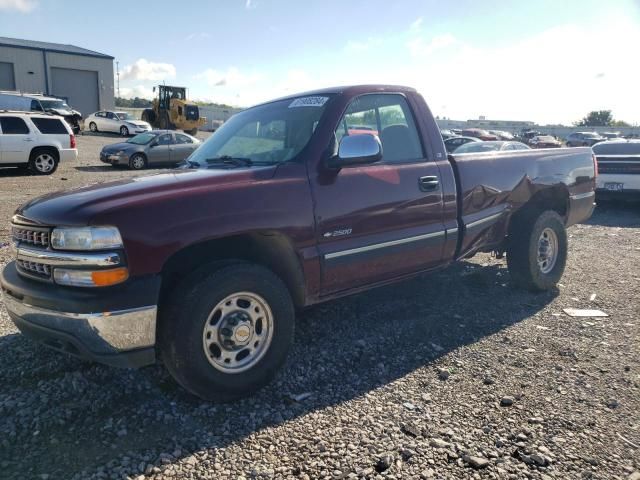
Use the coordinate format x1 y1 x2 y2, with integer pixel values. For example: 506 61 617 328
289 96 329 108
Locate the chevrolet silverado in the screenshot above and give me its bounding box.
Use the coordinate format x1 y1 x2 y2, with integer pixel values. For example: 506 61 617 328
1 85 596 401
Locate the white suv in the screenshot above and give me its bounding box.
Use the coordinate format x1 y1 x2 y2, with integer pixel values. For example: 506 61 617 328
0 111 78 175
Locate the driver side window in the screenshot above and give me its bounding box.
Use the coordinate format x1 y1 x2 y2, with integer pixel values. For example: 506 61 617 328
156 134 174 145
335 94 423 164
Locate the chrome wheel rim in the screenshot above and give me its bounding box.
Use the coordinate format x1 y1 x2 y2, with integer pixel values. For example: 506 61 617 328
120 126 128 136
537 227 558 274
34 153 55 173
202 291 274 374
131 155 144 169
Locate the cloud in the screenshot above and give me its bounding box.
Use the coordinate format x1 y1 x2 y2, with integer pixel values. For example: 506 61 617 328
118 85 155 99
344 37 382 53
120 59 176 82
409 17 423 32
184 32 211 41
0 0 37 12
407 33 457 57
195 67 262 88
595 72 606 79
245 0 256 9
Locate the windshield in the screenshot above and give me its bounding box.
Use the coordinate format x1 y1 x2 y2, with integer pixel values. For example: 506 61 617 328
116 112 135 121
187 95 332 167
127 132 157 145
582 133 602 139
40 100 71 110
455 142 504 153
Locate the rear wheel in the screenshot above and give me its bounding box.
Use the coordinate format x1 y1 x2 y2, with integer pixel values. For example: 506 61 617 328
28 149 59 175
129 153 147 170
507 210 567 291
159 263 295 402
120 125 129 136
89 122 98 132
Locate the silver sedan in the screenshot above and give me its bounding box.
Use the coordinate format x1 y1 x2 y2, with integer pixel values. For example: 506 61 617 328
99 130 201 170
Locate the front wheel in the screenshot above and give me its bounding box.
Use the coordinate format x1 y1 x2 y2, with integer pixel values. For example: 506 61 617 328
507 210 567 291
129 153 146 170
159 263 295 402
120 125 129 136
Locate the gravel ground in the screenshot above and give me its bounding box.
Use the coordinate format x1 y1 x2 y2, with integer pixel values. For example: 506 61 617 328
0 134 638 480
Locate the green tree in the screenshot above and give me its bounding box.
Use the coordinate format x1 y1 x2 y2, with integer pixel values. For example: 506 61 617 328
575 110 614 127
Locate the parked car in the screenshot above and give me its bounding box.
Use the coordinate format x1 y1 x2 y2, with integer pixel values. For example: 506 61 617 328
99 130 200 170
0 85 596 401
0 111 77 175
529 135 562 149
85 111 152 136
440 129 456 139
454 140 530 153
592 140 640 200
566 132 604 147
601 132 622 140
489 130 514 140
0 92 82 134
444 135 481 153
461 128 499 141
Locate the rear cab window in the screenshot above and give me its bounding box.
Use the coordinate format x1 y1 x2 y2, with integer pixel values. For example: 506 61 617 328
0 116 30 134
31 117 69 134
593 142 640 155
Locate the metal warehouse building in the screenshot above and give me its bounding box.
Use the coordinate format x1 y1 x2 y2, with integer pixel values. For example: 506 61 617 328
0 36 114 117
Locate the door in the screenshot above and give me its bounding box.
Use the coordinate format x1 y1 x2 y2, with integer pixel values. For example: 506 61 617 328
0 116 33 164
172 133 199 163
105 112 119 132
0 62 15 90
51 67 99 116
312 93 446 294
147 133 173 165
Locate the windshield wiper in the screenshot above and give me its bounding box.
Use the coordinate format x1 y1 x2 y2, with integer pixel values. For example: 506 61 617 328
205 155 253 167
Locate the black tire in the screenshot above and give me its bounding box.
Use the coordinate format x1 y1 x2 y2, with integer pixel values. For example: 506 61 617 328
142 108 156 125
507 210 567 291
159 111 169 130
129 153 147 170
120 125 129 136
28 148 59 175
159 263 295 402
89 122 98 133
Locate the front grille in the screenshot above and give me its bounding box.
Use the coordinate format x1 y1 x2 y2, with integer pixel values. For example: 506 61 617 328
16 259 52 279
12 225 50 247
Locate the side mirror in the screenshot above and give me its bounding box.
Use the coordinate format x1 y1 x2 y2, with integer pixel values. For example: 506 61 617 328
326 134 382 169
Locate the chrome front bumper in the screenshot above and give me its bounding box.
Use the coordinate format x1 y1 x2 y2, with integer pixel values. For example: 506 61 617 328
2 292 157 368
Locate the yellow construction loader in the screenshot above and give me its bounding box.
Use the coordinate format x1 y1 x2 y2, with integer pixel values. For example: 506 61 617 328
141 85 205 136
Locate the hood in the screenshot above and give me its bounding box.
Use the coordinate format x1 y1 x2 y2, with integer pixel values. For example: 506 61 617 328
124 120 150 127
102 142 136 154
47 108 74 116
16 166 278 226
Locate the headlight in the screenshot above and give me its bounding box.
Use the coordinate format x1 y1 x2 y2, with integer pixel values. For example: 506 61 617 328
51 226 123 251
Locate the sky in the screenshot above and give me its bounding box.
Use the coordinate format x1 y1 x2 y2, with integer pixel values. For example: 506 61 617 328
1 0 639 125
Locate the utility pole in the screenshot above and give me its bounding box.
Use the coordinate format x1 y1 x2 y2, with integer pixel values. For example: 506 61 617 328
116 61 120 98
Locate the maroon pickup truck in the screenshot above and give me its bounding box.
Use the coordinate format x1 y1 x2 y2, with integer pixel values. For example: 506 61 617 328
1 85 596 401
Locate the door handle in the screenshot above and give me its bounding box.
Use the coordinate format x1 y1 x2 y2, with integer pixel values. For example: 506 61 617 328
169 147 175 151
24 138 34 142
419 176 439 191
